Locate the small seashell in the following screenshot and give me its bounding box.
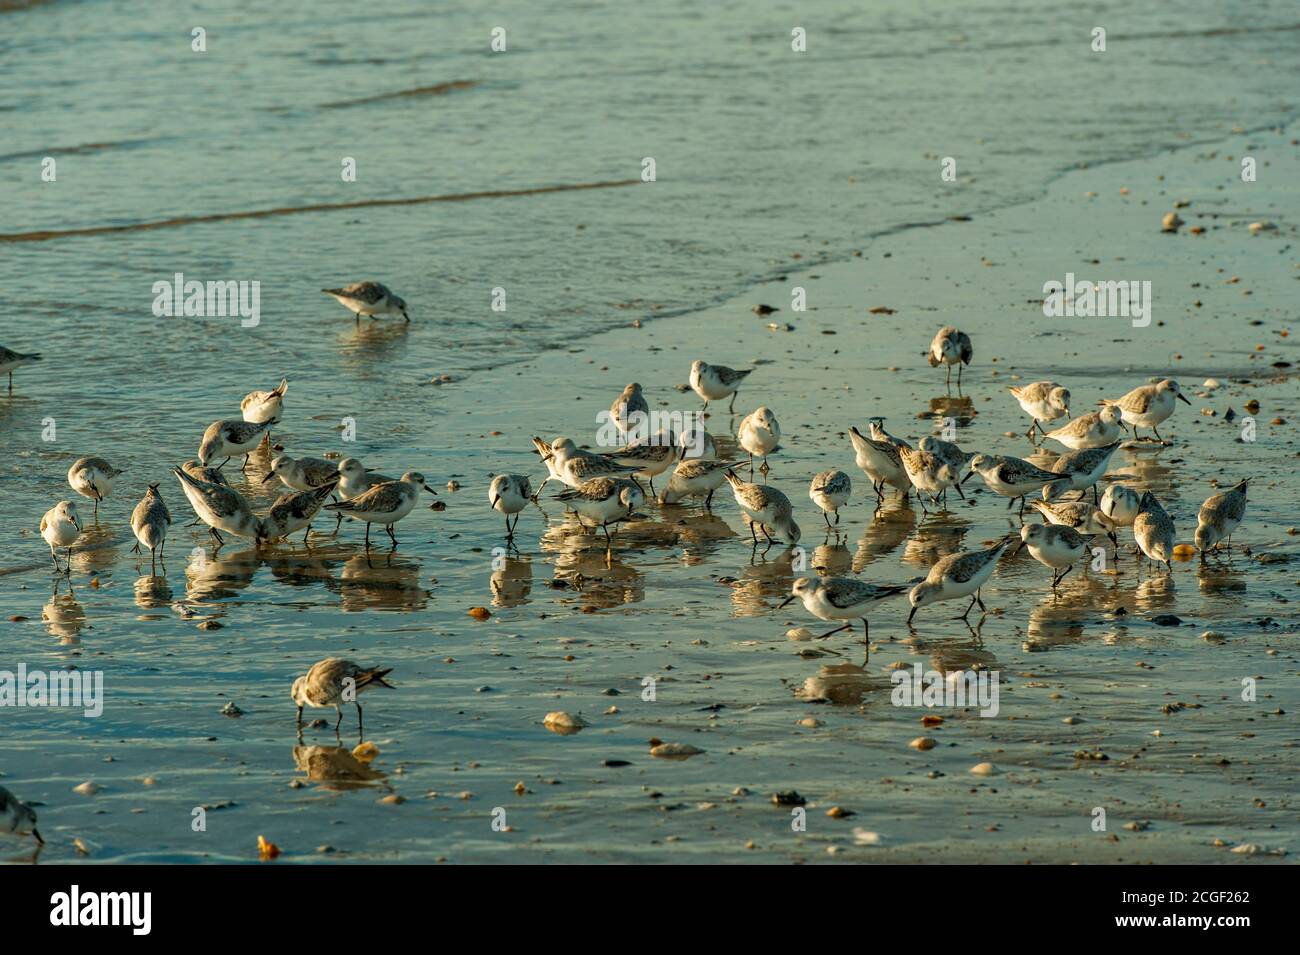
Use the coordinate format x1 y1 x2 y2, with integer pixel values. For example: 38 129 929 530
352 741 379 762
786 627 814 641
910 736 937 751
380 794 405 805
73 781 100 796
826 806 854 819
257 835 281 860
650 742 704 759
1172 543 1196 560
969 762 998 776
543 711 588 735
467 606 491 620
797 717 821 728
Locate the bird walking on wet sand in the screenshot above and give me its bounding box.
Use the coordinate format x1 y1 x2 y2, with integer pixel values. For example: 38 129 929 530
532 436 638 496
690 360 752 414
67 456 123 519
965 453 1061 516
489 473 532 540
808 470 851 527
40 501 82 575
0 785 42 845
907 539 1011 625
325 472 436 548
322 281 409 322
241 378 288 424
657 458 737 508
610 382 650 438
556 476 644 546
292 657 395 736
264 454 341 492
724 470 800 546
1027 499 1118 547
261 480 341 545
1015 522 1094 592
1133 491 1176 574
780 576 906 656
848 425 910 504
130 483 172 568
172 465 263 546
198 418 278 472
0 346 40 394
335 457 394 530
1100 378 1191 443
1043 405 1123 451
899 446 964 512
927 326 972 391
1009 380 1071 443
609 438 682 495
737 406 780 477
1043 441 1122 504
1195 479 1249 559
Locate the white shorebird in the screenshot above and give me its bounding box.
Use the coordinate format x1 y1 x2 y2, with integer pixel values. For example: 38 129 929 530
1043 405 1123 450
322 281 409 322
724 470 800 546
919 435 974 478
1195 479 1249 559
172 466 263 545
556 477 644 545
241 378 288 424
39 501 82 574
532 436 638 495
489 474 532 540
130 483 172 567
67 456 123 518
848 425 910 503
1101 378 1191 443
927 326 973 390
1099 483 1141 527
324 471 435 548
737 406 780 475
1133 491 1176 573
965 453 1062 515
678 425 718 461
198 418 278 471
1015 522 1093 592
689 360 752 413
657 458 737 508
899 446 964 511
610 382 649 437
181 459 228 486
908 539 1011 625
1009 380 1071 443
0 346 40 393
261 481 340 545
293 657 395 735
0 786 41 845
1027 499 1119 547
335 457 394 530
780 576 907 655
609 438 682 495
264 454 341 492
808 470 851 527
868 419 911 450
1043 442 1122 504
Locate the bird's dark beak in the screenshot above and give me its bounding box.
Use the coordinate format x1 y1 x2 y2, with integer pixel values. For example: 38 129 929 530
491 495 500 509
779 594 796 608
1177 393 1191 405
961 470 976 485
425 486 438 495
907 606 917 625
261 472 275 484
954 482 966 500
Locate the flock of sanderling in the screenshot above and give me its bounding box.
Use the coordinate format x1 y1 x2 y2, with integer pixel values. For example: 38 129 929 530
1 309 1256 845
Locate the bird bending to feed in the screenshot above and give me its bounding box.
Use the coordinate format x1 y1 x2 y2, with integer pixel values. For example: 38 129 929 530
609 382 649 437
292 657 395 735
965 453 1060 516
899 446 963 511
532 436 638 495
1133 491 1176 574
40 501 82 574
1015 523 1094 592
657 458 737 508
690 360 752 414
608 438 681 495
264 454 341 492
724 470 800 546
908 539 1011 625
130 483 172 567
261 481 340 544
780 576 906 655
1009 380 1070 443
927 326 972 390
67 456 123 519
1043 442 1122 504
0 346 40 393
0 785 42 845
241 378 288 424
1100 378 1190 443
868 419 911 451
556 477 644 545
848 425 909 504
197 418 278 471
1027 499 1118 546
1043 405 1123 450
322 281 409 322
489 474 532 540
1099 483 1141 527
737 406 780 476
808 470 851 527
324 472 435 548
1195 479 1249 558
173 466 263 545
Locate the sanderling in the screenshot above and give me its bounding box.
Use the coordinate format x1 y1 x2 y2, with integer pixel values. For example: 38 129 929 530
182 459 228 486
919 435 975 477
808 470 852 527
724 470 800 545
129 483 172 567
737 407 781 475
198 418 278 471
172 465 263 545
1042 405 1123 451
610 382 650 437
1133 491 1176 573
848 425 910 503
0 346 40 394
0 785 41 845
907 539 1011 624
1009 380 1071 443
1015 522 1093 591
1027 499 1118 546
293 657 395 735
678 425 717 461
899 446 964 511
322 282 409 322
657 458 737 508
335 457 395 529
264 454 341 492
532 436 638 493
609 438 682 495
780 576 907 654
489 473 532 539
556 476 644 545
927 326 973 390
689 360 752 413
261 480 340 545
1195 479 1249 559
67 456 124 519
39 501 82 574
965 453 1061 516
324 471 435 548
241 378 289 424
1099 483 1141 528
1101 378 1191 443
1043 441 1121 504
868 419 911 450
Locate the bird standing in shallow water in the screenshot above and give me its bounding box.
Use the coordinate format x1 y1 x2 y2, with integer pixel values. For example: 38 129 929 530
130 483 172 569
292 657 395 736
40 501 82 575
1195 479 1249 559
928 326 973 391
689 360 752 414
67 456 123 519
781 576 906 659
808 470 851 528
489 473 532 540
322 282 409 322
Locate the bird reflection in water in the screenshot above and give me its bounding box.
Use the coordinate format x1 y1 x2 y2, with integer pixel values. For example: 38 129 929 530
133 575 173 609
792 661 875 706
729 545 798 617
292 744 390 792
334 553 427 612
810 539 852 577
490 555 533 608
853 498 915 571
185 545 261 602
43 589 86 645
550 550 643 609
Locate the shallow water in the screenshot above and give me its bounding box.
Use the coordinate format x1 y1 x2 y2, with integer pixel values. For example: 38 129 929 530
1 1 1298 863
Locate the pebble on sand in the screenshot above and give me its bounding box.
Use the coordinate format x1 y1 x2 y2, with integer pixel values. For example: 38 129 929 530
910 737 937 751
969 762 998 776
650 742 705 759
73 781 100 795
467 607 491 620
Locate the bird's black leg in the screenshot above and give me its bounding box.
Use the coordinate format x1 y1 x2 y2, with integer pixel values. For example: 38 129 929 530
728 392 738 414
816 623 852 639
386 524 398 546
958 594 977 620
364 522 372 550
356 702 364 738
976 590 986 612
